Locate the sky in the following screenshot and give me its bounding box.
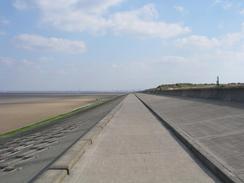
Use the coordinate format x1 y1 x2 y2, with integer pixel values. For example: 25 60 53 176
1 0 244 91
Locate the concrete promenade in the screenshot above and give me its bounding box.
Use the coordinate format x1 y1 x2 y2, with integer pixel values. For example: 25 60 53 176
137 93 244 182
0 96 124 183
63 94 218 183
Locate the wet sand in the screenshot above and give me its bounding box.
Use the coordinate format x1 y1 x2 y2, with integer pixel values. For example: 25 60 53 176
0 94 105 134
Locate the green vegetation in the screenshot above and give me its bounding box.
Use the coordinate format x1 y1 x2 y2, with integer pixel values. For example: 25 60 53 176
157 83 216 90
0 98 112 139
144 83 244 93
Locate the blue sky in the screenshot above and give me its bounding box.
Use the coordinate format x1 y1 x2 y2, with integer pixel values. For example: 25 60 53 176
1 0 244 91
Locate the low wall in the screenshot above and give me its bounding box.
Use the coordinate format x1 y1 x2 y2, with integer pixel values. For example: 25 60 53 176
149 88 244 103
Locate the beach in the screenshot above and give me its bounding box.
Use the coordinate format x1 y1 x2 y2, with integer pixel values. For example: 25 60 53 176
0 93 108 134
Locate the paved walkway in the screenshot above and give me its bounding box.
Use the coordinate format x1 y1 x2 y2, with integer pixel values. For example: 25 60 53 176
137 93 244 182
63 94 219 183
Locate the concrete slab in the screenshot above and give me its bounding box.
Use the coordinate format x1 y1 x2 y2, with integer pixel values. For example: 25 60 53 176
63 94 218 183
137 93 244 182
0 96 124 183
34 169 67 183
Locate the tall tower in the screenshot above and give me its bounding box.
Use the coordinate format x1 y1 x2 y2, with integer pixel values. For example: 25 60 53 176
216 76 219 86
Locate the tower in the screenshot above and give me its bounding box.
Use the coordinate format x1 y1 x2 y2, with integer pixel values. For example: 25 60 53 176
216 76 219 86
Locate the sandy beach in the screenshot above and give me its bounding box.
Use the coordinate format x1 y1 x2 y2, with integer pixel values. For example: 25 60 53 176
0 94 104 134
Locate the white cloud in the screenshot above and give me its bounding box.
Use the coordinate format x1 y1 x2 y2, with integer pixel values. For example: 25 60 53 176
0 56 55 67
176 35 220 48
0 17 9 26
0 31 5 36
240 9 244 15
174 5 185 13
110 4 190 38
221 32 243 46
157 56 188 64
14 34 86 53
212 0 233 10
222 2 232 10
0 57 16 66
13 0 33 10
13 0 190 39
176 23 244 49
0 17 9 37
34 0 123 13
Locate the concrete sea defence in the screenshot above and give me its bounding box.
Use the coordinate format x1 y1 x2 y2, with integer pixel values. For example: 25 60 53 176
0 95 125 183
137 93 244 183
34 96 124 183
149 87 244 103
62 94 218 183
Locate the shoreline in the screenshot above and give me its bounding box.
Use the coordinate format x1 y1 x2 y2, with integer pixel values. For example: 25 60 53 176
0 95 117 137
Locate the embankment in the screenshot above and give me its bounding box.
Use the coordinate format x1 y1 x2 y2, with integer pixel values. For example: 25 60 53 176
148 87 244 103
